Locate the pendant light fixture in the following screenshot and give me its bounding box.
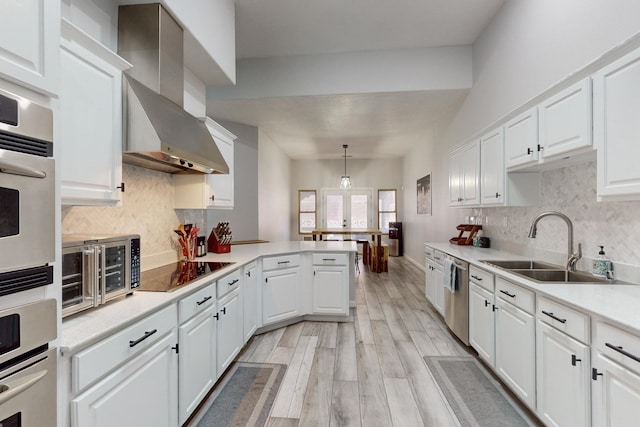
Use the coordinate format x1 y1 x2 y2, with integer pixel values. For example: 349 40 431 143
340 144 352 189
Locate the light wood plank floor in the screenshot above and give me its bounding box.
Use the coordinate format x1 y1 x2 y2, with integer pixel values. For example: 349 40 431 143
235 256 479 427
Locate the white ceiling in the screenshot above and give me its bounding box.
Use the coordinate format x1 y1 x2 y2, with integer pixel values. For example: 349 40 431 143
208 0 505 159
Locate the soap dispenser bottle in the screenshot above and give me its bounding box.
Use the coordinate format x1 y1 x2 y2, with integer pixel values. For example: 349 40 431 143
592 246 612 278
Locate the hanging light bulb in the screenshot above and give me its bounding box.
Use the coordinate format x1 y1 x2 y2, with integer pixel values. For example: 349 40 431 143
340 144 352 189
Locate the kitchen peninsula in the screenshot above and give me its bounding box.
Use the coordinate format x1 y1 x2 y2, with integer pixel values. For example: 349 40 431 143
59 241 356 427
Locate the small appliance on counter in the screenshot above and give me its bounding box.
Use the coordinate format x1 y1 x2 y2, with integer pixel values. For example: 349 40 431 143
208 222 232 253
62 234 140 318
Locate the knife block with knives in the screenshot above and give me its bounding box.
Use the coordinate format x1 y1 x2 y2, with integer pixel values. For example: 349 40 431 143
208 222 232 253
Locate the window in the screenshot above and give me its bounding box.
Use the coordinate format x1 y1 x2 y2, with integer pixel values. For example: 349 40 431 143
378 189 397 233
298 190 317 234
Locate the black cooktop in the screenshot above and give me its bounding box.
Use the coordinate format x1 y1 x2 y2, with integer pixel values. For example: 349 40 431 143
137 261 235 292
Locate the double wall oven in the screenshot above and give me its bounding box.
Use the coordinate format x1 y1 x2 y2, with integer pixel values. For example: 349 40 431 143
0 84 57 426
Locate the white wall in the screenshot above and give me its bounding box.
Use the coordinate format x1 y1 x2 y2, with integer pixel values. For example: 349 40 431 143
258 132 292 241
290 158 403 238
402 0 640 266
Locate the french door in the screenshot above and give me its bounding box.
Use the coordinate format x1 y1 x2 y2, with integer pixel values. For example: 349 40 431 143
321 189 373 230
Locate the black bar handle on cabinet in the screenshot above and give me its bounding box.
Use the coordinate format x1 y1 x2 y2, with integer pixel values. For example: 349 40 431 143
228 279 239 286
323 258 336 261
117 182 125 192
605 342 640 363
196 296 212 306
492 304 498 312
247 271 251 277
471 275 483 281
499 289 516 298
277 260 290 265
221 307 227 315
129 329 158 347
592 368 603 381
542 310 567 324
214 313 219 320
495 192 501 198
527 147 533 155
484 300 490 307
571 354 581 366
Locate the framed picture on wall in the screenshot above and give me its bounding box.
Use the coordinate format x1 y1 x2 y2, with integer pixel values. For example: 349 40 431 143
417 173 432 215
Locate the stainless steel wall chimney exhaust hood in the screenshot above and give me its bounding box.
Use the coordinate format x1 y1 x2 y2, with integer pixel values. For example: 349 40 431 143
118 3 228 174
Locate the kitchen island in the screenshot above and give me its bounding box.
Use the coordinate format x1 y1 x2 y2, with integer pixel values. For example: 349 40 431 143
59 241 356 427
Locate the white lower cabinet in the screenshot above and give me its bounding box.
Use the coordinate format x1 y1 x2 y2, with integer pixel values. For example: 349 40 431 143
71 329 178 427
469 282 496 366
243 261 260 342
425 254 444 315
592 320 640 426
312 253 349 315
263 266 301 325
495 292 536 409
177 283 217 424
216 287 243 375
536 321 590 427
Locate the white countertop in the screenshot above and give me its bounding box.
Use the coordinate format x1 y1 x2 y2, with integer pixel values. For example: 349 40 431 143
425 242 640 333
61 241 356 355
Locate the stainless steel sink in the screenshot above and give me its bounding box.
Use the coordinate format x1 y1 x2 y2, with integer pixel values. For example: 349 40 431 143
481 260 560 270
513 269 610 284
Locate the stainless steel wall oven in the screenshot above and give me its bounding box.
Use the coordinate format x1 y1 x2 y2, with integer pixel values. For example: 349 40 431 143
0 85 54 294
0 299 57 426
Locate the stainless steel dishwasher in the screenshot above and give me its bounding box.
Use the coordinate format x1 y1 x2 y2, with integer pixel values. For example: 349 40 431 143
444 254 469 345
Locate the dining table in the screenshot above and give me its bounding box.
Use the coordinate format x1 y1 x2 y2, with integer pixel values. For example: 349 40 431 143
311 228 385 273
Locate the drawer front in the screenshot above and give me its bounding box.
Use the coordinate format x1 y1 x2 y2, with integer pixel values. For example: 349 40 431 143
72 304 177 393
217 268 242 299
495 277 535 314
262 254 301 271
595 321 640 373
424 246 435 259
433 251 445 266
538 296 590 344
178 282 216 324
312 253 348 266
469 265 494 292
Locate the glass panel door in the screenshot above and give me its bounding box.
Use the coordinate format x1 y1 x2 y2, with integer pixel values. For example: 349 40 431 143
323 189 373 231
326 194 344 229
102 242 127 295
62 250 90 309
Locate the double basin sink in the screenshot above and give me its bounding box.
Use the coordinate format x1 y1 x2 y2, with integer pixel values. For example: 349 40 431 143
480 260 619 284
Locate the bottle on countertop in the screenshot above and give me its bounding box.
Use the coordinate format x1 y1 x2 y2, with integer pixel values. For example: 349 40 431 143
592 246 613 279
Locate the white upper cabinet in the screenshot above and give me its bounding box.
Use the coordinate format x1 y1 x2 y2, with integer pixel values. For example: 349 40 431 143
0 0 59 95
59 19 132 206
174 118 236 209
449 140 480 206
538 78 592 160
594 47 640 201
480 128 505 205
505 107 539 170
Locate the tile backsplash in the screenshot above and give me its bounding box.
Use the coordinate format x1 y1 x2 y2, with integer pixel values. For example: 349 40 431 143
62 165 207 263
479 160 640 281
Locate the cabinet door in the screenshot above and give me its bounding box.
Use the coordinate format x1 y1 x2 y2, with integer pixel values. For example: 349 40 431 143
495 298 536 409
59 20 131 206
592 352 640 427
206 132 234 209
72 329 178 427
536 321 590 427
594 48 640 200
312 265 348 315
263 267 300 325
178 307 216 425
448 149 462 205
0 0 59 94
505 107 538 170
469 283 495 366
434 265 444 315
425 259 436 304
480 128 505 205
539 78 592 160
217 289 242 375
461 140 480 206
244 262 259 342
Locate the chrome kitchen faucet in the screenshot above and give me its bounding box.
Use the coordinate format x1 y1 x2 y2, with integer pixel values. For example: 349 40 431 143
527 211 582 272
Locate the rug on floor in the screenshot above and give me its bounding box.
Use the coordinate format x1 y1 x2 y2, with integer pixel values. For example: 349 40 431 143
423 356 537 427
192 362 286 427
